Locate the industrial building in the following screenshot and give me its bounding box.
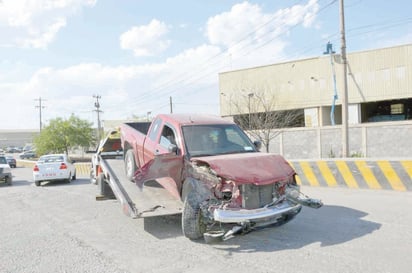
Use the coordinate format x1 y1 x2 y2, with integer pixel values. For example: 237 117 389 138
219 43 412 159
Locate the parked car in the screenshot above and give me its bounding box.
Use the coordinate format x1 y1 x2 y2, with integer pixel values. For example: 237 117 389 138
19 150 36 159
0 156 12 185
5 156 16 168
33 154 76 186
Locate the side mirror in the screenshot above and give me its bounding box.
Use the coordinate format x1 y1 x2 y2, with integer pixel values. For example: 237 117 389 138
168 144 178 154
253 140 262 151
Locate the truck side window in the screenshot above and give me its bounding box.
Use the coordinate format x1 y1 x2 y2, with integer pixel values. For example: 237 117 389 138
160 125 177 148
148 118 162 141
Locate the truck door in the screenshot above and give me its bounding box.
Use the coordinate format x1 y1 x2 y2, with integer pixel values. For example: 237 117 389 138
143 121 179 163
142 118 162 164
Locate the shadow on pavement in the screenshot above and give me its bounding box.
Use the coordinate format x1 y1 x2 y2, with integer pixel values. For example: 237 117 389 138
37 178 92 187
212 205 381 252
141 204 381 250
143 214 183 239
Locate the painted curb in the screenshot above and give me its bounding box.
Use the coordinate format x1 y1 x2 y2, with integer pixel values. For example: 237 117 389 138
289 160 412 191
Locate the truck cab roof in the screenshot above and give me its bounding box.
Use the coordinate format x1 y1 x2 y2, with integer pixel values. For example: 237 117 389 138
156 114 235 126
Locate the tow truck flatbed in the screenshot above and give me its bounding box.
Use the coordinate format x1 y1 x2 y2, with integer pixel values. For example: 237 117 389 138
97 156 183 218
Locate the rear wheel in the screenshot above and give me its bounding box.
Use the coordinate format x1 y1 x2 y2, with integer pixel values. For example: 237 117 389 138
97 173 115 198
35 180 40 186
182 191 207 240
125 150 137 181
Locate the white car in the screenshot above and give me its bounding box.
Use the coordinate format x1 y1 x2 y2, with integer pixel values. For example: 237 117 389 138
33 154 76 186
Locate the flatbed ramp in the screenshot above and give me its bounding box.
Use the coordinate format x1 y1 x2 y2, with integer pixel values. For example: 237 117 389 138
100 158 183 218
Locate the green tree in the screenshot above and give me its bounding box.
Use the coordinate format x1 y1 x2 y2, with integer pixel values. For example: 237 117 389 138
34 115 94 155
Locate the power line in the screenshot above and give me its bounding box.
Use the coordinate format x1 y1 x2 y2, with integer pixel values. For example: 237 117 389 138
107 0 336 115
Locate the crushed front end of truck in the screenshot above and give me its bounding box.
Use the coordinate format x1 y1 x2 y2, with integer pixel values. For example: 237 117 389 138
185 153 323 242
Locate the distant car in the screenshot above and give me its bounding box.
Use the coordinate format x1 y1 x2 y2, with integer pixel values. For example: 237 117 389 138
5 156 16 168
19 150 36 159
33 154 76 186
0 156 12 185
6 147 19 153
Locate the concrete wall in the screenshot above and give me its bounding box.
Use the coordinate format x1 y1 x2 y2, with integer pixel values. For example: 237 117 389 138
266 120 412 159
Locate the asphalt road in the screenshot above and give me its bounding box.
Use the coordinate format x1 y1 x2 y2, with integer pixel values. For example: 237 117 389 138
1 166 412 273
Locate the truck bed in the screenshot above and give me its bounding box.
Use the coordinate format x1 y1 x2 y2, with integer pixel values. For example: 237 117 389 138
101 158 183 218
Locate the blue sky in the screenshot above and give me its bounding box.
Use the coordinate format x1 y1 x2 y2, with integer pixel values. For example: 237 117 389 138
1 0 411 129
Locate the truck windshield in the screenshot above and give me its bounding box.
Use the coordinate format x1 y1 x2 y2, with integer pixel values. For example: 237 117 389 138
182 124 257 157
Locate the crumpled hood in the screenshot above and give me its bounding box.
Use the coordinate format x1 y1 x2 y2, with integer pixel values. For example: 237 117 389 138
192 152 295 185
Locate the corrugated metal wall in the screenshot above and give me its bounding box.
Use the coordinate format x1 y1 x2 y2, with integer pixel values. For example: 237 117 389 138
219 43 412 116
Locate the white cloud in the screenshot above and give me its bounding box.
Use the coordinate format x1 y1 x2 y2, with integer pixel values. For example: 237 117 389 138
0 1 323 129
205 0 319 68
0 0 96 48
120 19 171 57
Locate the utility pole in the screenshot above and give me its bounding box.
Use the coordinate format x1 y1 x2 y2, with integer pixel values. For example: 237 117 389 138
169 96 173 113
35 97 46 132
340 0 349 157
93 95 103 141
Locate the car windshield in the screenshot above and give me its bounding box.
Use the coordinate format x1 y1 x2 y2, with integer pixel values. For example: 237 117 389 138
182 124 257 157
38 155 64 163
0 157 7 164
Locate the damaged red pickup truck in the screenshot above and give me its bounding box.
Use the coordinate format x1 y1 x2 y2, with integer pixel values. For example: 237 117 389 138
116 113 322 241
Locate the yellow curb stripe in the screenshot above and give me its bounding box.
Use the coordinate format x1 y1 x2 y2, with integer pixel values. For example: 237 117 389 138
316 161 337 187
75 164 91 176
354 161 382 190
377 161 406 191
336 161 359 188
299 162 319 186
401 161 412 180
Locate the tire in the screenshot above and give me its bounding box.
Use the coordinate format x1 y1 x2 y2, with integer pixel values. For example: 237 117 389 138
97 173 115 198
35 180 40 186
72 171 76 181
182 191 207 240
6 176 12 186
125 149 137 181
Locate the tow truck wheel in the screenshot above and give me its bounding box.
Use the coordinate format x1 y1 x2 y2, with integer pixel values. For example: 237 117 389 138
182 191 207 240
125 150 137 181
65 173 72 183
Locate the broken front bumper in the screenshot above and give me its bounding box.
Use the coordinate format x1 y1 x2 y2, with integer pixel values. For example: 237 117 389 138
213 201 302 224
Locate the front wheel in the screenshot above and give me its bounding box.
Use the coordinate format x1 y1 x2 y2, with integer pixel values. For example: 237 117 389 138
125 150 137 181
182 191 207 240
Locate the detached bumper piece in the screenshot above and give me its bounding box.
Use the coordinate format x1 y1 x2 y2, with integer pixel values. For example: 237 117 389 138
213 201 302 223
